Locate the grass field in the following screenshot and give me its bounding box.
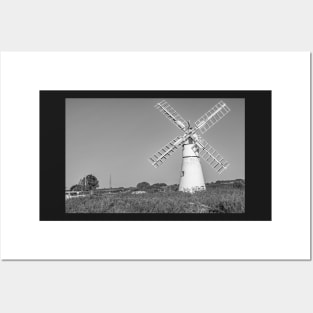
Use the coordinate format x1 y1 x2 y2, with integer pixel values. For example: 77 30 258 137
66 185 245 214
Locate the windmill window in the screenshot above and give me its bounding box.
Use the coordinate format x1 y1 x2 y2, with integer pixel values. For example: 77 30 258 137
181 171 184 177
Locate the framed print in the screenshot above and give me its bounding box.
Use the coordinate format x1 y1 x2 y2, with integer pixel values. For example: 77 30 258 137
0 52 310 260
40 90 271 221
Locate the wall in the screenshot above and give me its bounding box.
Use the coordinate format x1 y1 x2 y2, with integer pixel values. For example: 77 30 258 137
0 1 312 312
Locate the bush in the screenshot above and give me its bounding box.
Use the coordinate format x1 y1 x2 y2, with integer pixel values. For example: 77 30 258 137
136 182 150 190
233 181 244 188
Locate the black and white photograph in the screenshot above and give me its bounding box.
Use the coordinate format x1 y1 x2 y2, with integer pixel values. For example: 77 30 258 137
4 51 309 263
65 98 245 214
40 89 271 221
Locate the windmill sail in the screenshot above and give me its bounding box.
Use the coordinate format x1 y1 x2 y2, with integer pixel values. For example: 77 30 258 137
154 100 189 131
195 101 231 135
194 136 229 174
148 99 231 191
148 136 183 168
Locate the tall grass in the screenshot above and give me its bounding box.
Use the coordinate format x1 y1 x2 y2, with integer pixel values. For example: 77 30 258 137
66 185 245 214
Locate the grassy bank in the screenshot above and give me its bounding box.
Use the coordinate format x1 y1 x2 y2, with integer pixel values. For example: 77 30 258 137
66 185 245 214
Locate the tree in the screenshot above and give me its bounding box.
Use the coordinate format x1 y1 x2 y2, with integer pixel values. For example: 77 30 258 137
151 183 167 188
148 183 168 193
136 182 150 190
79 174 99 191
70 184 83 191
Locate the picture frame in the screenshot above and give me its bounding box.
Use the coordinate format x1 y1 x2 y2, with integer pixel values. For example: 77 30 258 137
40 90 271 221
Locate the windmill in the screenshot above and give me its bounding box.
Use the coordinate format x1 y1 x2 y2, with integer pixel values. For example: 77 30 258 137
148 99 231 192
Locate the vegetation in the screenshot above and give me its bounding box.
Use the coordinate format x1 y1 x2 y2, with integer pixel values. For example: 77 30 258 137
70 184 83 191
66 184 245 214
70 174 99 192
136 182 151 191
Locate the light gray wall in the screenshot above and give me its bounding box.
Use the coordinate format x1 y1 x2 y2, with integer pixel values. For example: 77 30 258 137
0 1 312 313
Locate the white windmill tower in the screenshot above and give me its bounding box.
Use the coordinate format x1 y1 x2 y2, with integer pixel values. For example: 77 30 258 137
148 100 231 192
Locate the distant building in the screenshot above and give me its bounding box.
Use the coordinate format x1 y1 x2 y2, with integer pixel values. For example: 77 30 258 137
65 190 87 199
131 190 147 194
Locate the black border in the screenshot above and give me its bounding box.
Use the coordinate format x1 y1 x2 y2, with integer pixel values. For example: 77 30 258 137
40 91 271 221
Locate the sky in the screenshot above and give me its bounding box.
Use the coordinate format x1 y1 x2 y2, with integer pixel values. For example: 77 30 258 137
66 98 245 189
